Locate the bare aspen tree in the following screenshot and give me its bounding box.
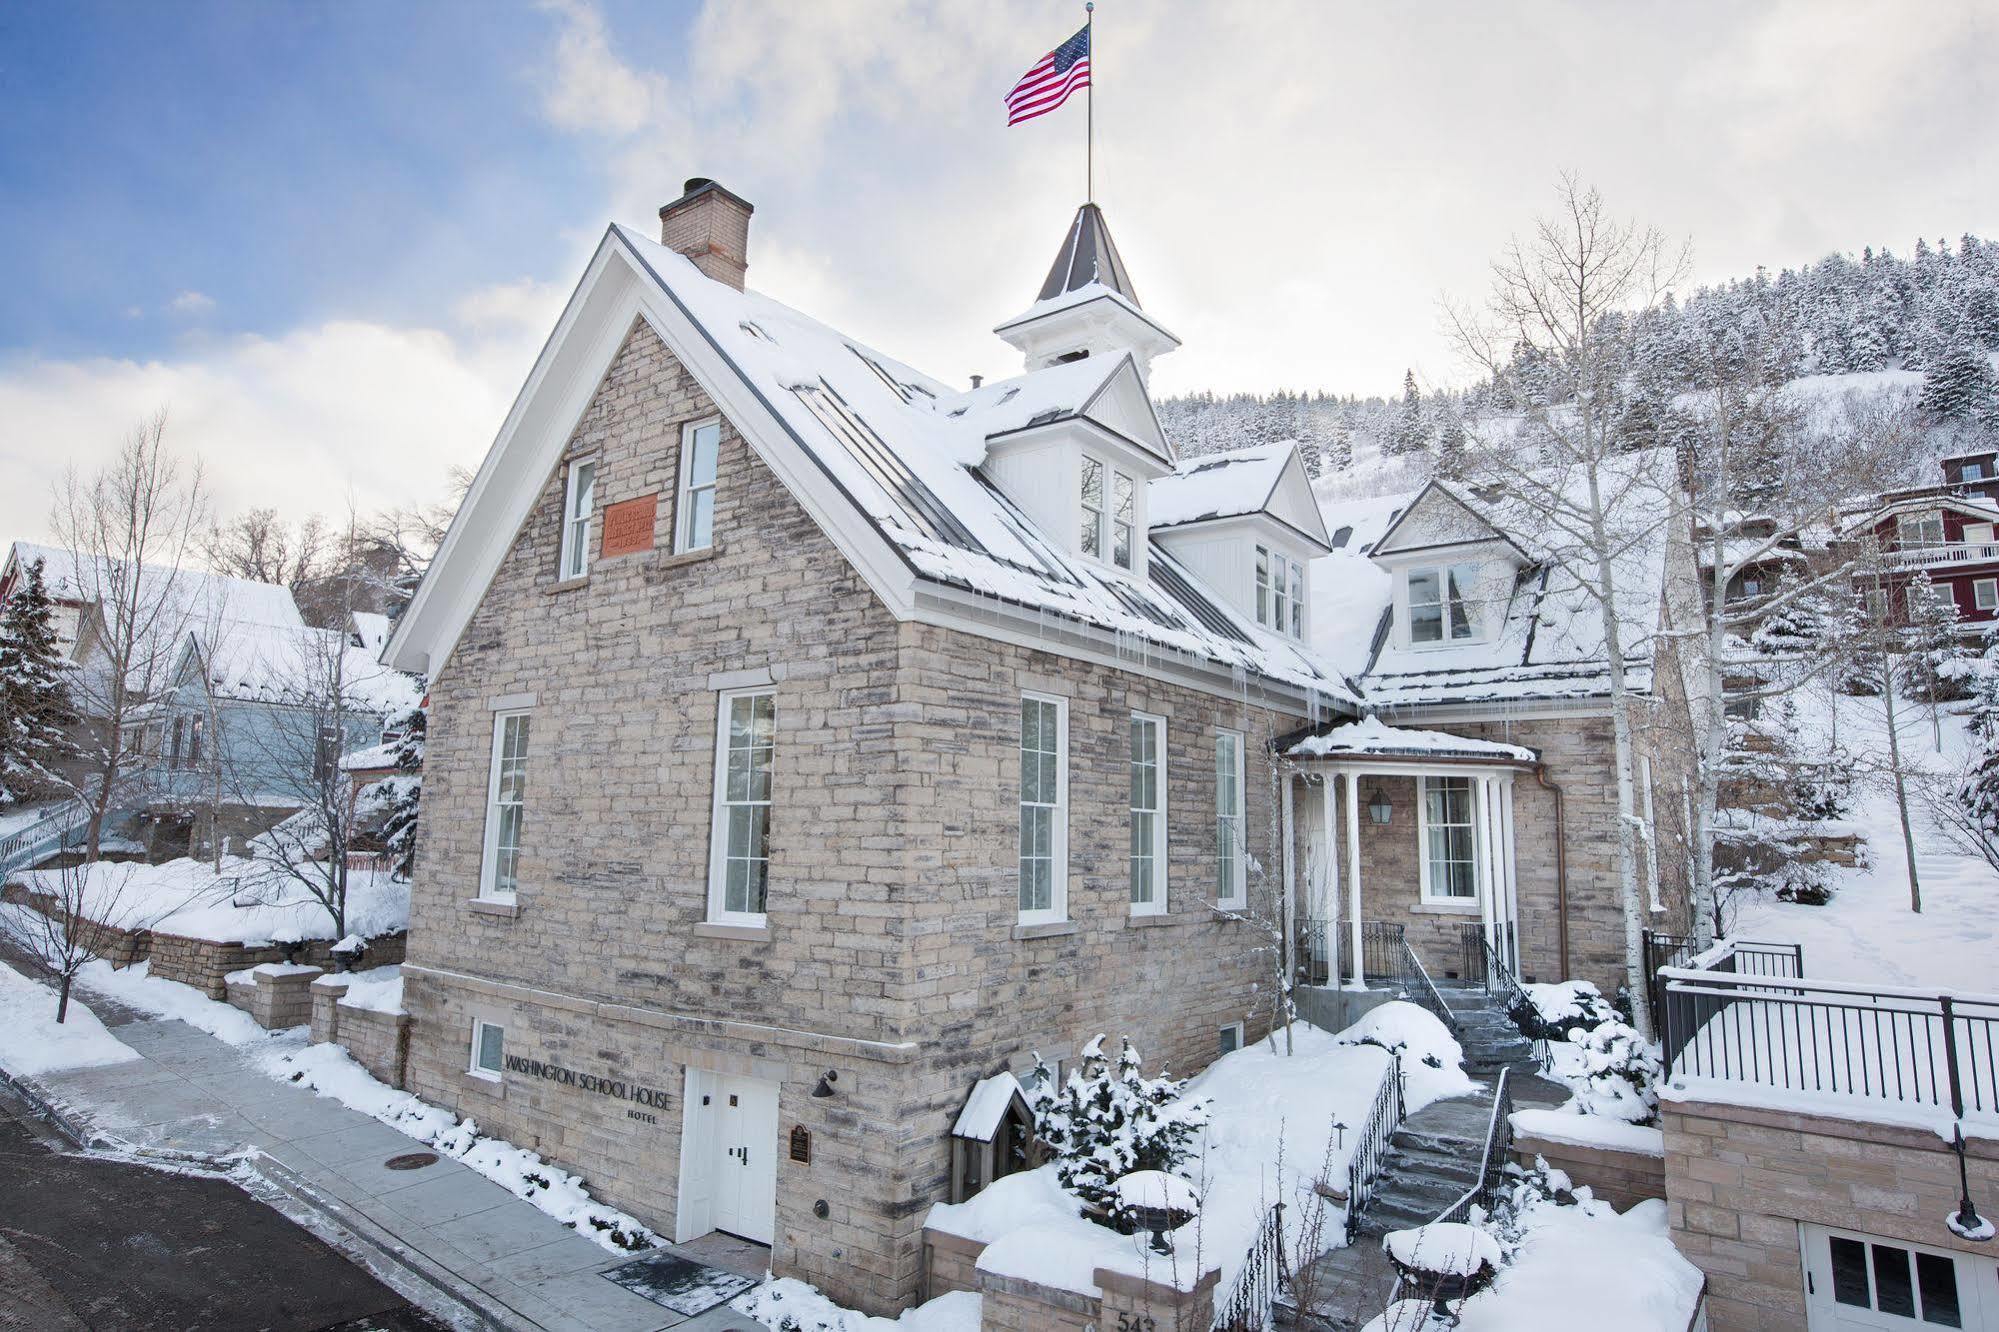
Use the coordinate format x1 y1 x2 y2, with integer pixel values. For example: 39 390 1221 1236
49 413 208 861
1445 178 1691 1038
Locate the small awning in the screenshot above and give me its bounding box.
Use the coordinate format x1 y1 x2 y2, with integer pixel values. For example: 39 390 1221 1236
1282 716 1536 765
953 1072 1030 1143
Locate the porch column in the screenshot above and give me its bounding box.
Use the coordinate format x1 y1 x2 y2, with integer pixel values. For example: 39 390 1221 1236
1344 769 1362 986
1476 774 1497 955
1281 774 1297 990
1500 774 1521 973
1319 774 1341 984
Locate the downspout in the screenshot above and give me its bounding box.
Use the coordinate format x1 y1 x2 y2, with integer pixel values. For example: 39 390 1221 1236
1534 764 1572 981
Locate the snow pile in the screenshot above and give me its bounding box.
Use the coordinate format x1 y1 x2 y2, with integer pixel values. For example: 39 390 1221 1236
0 961 138 1077
266 1041 655 1252
1287 717 1535 763
731 1279 980 1332
1335 1002 1482 1108
224 962 321 985
1508 1108 1664 1158
16 857 409 944
1450 1197 1703 1331
71 956 270 1045
1113 1169 1201 1215
322 964 404 1015
1384 1221 1502 1277
1514 981 1613 1035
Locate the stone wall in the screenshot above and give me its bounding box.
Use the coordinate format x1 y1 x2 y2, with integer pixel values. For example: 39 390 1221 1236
309 978 412 1089
149 930 405 1000
919 1226 1217 1332
224 964 321 1029
1663 1098 1999 1332
1511 1128 1665 1212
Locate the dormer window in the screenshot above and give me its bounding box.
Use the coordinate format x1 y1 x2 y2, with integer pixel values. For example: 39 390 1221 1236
1410 563 1479 643
1081 456 1136 571
1255 545 1304 638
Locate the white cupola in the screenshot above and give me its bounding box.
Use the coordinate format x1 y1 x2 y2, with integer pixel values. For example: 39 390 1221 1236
992 204 1180 382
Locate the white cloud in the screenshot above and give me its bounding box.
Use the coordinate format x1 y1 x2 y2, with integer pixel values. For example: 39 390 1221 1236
168 290 215 316
534 0 669 136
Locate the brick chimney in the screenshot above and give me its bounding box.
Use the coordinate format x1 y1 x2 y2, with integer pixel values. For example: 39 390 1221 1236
659 177 754 290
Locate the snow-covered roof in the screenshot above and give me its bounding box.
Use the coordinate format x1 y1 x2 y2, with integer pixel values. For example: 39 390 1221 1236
1149 443 1292 529
1317 490 1417 556
953 1071 1029 1142
348 611 391 657
393 225 1357 706
1283 716 1536 764
8 541 303 635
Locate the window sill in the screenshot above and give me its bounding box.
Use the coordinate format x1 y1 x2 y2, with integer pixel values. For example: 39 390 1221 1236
1125 912 1180 928
1411 900 1481 916
1011 921 1077 941
655 543 721 572
461 1071 505 1099
466 898 520 919
546 575 590 596
692 921 770 942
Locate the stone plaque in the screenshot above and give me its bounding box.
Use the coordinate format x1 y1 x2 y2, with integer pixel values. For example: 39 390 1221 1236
601 493 658 559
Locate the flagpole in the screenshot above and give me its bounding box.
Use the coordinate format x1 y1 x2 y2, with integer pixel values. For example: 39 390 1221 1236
1085 1 1094 203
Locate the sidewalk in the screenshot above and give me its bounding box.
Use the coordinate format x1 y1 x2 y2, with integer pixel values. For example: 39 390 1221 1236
16 1005 765 1332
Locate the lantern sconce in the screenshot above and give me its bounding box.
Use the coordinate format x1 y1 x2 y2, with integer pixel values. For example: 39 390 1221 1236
1368 792 1393 825
812 1070 840 1098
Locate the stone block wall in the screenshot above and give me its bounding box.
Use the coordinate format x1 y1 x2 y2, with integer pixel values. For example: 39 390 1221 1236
1663 1098 1999 1332
1511 1130 1665 1212
148 930 405 1000
918 1226 1217 1332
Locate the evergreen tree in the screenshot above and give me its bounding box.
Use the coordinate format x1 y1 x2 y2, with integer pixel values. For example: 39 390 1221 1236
1026 1036 1208 1226
0 559 77 805
1436 415 1468 478
1392 369 1426 454
360 693 426 881
1919 336 1999 424
1958 672 1999 836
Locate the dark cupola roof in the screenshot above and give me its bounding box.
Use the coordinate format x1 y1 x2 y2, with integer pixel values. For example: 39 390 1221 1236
1037 203 1141 307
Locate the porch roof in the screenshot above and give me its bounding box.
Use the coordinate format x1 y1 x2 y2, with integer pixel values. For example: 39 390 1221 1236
1280 716 1536 766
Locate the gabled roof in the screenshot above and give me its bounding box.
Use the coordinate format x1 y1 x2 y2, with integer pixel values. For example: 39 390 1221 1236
953 1071 1032 1142
386 226 1355 708
973 352 1175 468
1037 203 1140 307
1282 716 1537 764
1370 481 1534 564
1150 443 1333 550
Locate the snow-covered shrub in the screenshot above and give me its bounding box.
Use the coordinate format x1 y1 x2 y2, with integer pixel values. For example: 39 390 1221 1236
1771 855 1837 905
1509 980 1619 1042
1026 1035 1208 1230
1553 1019 1662 1124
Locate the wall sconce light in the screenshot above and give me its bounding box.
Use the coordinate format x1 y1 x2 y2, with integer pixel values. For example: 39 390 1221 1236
812 1070 839 1098
1368 793 1393 825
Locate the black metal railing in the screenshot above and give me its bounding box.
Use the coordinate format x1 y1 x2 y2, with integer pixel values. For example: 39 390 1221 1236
1296 919 1406 988
1211 1200 1286 1332
1652 935 1804 1065
1432 1066 1515 1225
1659 944 1999 1119
1397 939 1458 1034
1344 1053 1405 1242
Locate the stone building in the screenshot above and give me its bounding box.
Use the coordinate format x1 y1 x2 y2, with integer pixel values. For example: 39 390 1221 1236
382 177 1699 1313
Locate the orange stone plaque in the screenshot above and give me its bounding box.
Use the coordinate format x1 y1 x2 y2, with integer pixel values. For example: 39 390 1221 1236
600 493 658 559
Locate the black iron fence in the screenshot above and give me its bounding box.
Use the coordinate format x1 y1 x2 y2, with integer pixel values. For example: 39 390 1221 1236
1211 1200 1286 1332
1397 938 1458 1035
1297 919 1406 988
1658 944 1999 1119
1650 935 1803 1066
1455 923 1519 988
1345 1052 1405 1242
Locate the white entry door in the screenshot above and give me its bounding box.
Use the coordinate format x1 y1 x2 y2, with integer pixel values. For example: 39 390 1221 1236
1802 1223 1999 1329
708 1075 779 1245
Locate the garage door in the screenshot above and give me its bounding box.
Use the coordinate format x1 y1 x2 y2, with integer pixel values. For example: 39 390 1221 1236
1802 1224 1999 1329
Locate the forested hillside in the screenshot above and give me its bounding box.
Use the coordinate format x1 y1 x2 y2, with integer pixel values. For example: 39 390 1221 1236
1159 233 1999 492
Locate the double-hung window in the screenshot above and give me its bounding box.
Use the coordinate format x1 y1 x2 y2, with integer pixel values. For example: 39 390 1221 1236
1977 578 1999 611
1409 563 1480 644
1214 730 1246 909
560 459 596 579
1018 694 1068 925
676 419 721 553
708 688 775 923
1897 510 1944 548
479 711 531 902
1080 456 1136 571
1419 775 1478 902
1129 713 1166 915
469 1019 504 1080
1255 546 1306 638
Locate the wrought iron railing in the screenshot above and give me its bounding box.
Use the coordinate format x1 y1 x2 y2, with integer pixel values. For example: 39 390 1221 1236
1458 926 1530 1014
1658 943 1999 1119
1398 938 1458 1034
1296 919 1405 988
1211 1199 1286 1332
0 798 91 877
1344 1052 1405 1242
1431 1066 1515 1225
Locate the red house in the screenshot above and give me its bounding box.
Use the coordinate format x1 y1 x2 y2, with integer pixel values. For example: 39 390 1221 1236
1847 450 1999 627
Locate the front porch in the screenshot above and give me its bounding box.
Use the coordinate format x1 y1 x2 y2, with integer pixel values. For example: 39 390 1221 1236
1284 718 1540 993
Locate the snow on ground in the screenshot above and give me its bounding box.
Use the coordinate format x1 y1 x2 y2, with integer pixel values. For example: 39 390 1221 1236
1730 688 1999 991
15 856 409 945
0 960 138 1077
320 964 404 1014
929 1005 1479 1303
65 951 272 1045
732 1280 980 1332
1448 1198 1703 1332
1508 1108 1663 1157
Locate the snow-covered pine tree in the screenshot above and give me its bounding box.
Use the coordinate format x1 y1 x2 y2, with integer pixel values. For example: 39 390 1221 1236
1899 573 1974 722
1026 1035 1208 1227
1919 335 1999 425
1392 369 1426 455
0 558 78 806
360 692 426 881
1435 416 1468 478
1957 672 1999 837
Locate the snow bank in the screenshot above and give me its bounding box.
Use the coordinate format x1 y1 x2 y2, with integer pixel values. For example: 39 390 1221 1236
732 1279 980 1332
72 957 270 1045
321 964 404 1015
1453 1198 1702 1332
1383 1221 1502 1277
1509 1108 1664 1157
0 961 138 1077
16 857 409 945
266 1041 655 1253
1336 1002 1481 1108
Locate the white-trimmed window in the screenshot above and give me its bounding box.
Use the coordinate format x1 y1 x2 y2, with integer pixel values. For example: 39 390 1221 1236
1419 775 1477 902
1977 578 1999 611
479 711 531 902
1968 522 1997 546
469 1019 504 1080
1215 730 1246 909
1409 563 1480 644
1129 713 1167 915
1018 693 1069 925
1080 456 1137 571
1218 1022 1245 1056
1897 510 1945 548
676 418 721 553
560 458 596 579
708 688 775 923
1256 546 1306 638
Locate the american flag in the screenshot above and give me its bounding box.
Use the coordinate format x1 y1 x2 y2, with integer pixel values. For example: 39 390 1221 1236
1006 25 1091 126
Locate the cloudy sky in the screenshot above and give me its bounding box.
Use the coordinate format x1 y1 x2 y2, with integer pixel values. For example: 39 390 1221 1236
1 0 1993 544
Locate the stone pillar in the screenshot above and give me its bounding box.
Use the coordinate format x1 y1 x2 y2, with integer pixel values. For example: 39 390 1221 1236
310 975 349 1045
249 965 324 1030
